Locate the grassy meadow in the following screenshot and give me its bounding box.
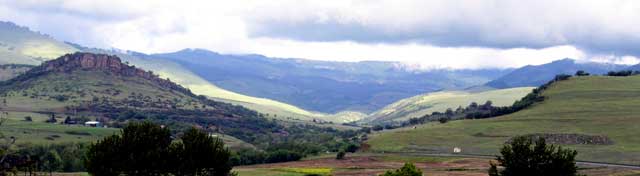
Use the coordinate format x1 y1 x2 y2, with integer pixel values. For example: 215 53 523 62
366 87 534 122
367 76 640 165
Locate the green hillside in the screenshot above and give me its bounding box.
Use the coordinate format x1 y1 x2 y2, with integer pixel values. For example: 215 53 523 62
0 22 77 65
113 53 348 122
367 76 640 164
364 87 534 123
0 21 347 123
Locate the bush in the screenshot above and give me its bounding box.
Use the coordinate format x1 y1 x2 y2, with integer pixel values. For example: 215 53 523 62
438 117 449 124
336 151 345 160
23 116 32 122
372 125 384 131
575 70 589 76
344 143 359 153
489 136 579 176
381 162 422 176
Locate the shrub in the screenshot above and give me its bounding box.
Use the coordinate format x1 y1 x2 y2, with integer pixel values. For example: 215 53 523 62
336 151 346 160
381 162 422 176
438 117 449 124
489 136 579 176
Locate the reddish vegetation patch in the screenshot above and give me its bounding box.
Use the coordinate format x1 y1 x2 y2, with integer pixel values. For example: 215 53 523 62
238 155 640 176
238 156 489 176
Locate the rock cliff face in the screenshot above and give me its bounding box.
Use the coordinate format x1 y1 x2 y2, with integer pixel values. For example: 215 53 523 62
31 52 193 95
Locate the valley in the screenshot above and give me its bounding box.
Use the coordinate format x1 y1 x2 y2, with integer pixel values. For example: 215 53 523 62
2 3 640 175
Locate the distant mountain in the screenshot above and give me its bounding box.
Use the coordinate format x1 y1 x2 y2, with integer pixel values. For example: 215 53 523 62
625 63 640 71
486 59 628 88
152 49 513 113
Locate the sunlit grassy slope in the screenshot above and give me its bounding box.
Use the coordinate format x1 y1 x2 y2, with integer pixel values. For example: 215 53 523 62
0 22 77 64
367 76 640 164
0 21 363 123
365 87 534 123
116 54 337 120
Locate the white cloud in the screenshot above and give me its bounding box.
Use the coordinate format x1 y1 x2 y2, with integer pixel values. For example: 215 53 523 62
0 0 638 69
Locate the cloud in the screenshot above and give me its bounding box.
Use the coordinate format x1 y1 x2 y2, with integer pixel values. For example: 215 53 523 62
246 0 640 56
0 0 637 69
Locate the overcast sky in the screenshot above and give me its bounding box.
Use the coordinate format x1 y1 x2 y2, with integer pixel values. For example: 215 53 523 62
1 0 639 69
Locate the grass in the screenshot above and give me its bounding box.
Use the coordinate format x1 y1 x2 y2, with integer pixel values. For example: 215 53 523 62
0 111 118 145
366 87 534 122
367 76 640 165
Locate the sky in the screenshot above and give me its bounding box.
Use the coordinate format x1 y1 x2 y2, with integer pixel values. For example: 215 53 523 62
0 0 639 69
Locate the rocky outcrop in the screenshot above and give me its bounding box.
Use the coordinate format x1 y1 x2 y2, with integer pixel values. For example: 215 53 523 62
31 52 193 95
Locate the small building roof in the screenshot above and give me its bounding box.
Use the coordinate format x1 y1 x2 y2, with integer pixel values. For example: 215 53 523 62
85 121 101 125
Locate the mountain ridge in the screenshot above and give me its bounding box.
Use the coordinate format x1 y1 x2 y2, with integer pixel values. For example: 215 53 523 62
486 58 629 88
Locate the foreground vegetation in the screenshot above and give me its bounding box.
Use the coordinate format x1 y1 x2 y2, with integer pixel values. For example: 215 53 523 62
368 75 640 164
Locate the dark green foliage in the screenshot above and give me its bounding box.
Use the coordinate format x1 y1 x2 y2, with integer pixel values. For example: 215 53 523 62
86 121 172 176
438 117 449 124
13 143 89 172
264 150 303 163
490 136 579 176
169 128 232 176
607 70 640 76
42 149 63 173
344 143 359 153
85 121 233 176
372 125 384 131
336 150 346 160
381 163 423 176
575 70 589 76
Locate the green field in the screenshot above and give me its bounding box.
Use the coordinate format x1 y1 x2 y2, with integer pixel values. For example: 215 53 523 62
367 76 640 165
0 111 118 145
364 87 534 123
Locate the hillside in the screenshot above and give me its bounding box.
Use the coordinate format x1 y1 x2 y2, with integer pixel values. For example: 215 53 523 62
153 49 513 113
367 75 640 164
0 21 77 64
486 58 627 88
0 64 33 81
0 21 338 123
0 53 271 145
0 53 364 153
364 87 534 123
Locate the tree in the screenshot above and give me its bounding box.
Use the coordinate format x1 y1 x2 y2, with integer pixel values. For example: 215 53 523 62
0 114 16 174
86 122 234 176
444 108 454 117
46 113 57 123
86 121 172 176
372 125 384 131
42 150 63 174
438 117 449 124
575 70 589 76
336 150 345 160
381 162 422 176
489 136 579 176
170 128 232 176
